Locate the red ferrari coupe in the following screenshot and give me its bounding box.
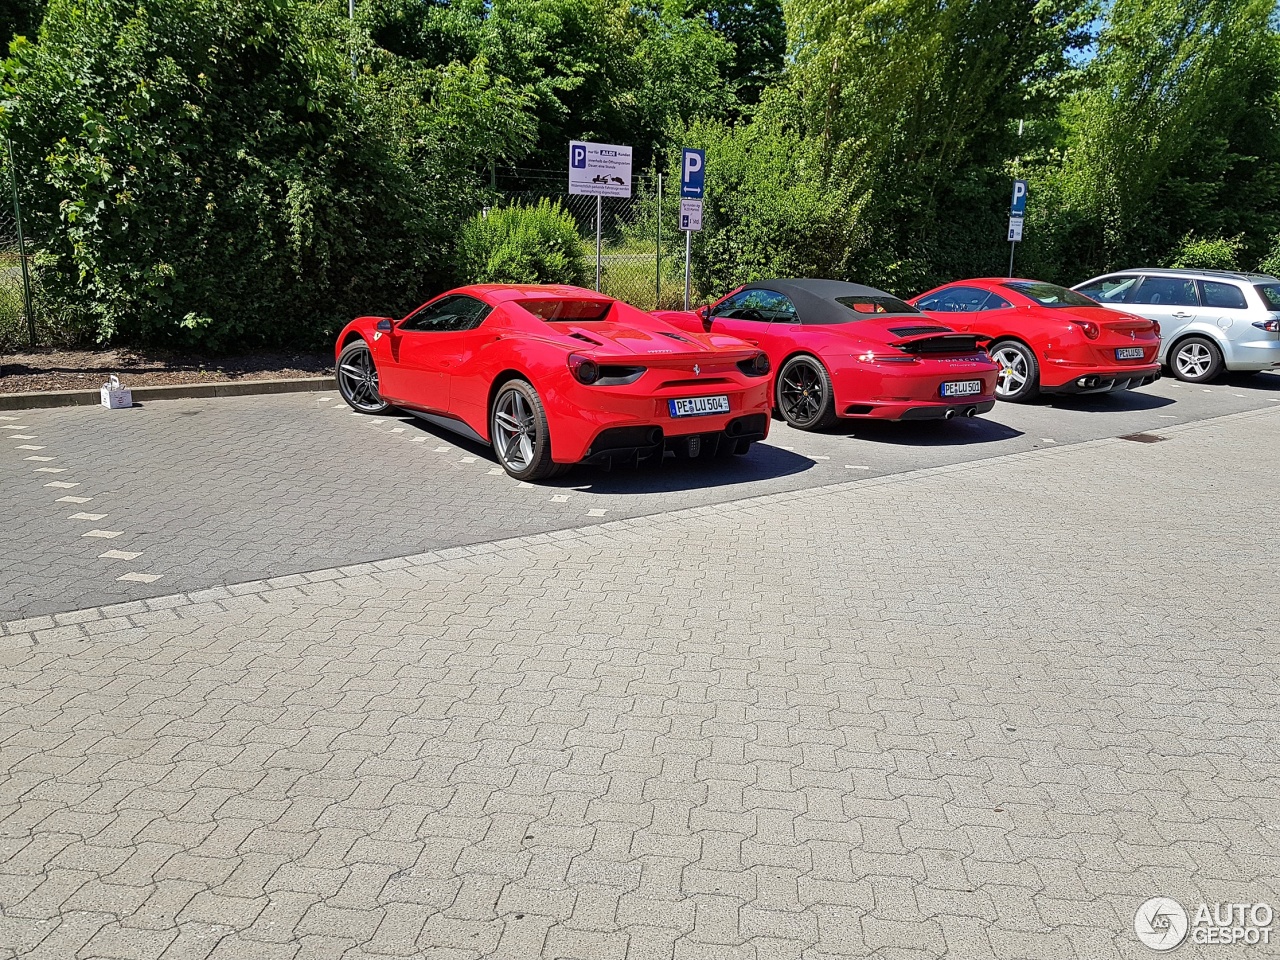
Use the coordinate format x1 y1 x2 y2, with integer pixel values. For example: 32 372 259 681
654 279 999 429
909 279 1161 402
334 285 773 480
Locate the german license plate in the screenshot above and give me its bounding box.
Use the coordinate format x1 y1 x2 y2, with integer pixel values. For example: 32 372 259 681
940 380 983 398
669 395 730 417
1116 347 1144 360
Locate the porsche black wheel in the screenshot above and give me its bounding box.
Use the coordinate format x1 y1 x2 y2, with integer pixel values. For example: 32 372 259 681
776 355 837 430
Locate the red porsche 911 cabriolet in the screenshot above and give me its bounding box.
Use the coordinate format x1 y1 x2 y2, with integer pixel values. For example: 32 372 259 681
334 285 773 480
654 278 999 430
909 278 1161 402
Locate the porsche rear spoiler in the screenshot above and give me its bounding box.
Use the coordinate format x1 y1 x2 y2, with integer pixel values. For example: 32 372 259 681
891 332 985 355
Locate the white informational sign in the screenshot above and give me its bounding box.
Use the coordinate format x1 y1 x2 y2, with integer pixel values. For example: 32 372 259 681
569 141 633 197
680 198 703 232
1008 217 1024 242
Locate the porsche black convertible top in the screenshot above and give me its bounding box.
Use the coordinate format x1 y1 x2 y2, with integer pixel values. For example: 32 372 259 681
741 278 922 325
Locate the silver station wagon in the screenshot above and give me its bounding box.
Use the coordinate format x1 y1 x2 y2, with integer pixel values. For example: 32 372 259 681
1072 268 1280 383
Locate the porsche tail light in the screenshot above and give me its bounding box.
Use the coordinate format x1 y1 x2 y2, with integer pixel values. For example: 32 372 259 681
737 352 770 377
1253 319 1280 332
1070 319 1100 339
568 353 600 384
857 350 916 363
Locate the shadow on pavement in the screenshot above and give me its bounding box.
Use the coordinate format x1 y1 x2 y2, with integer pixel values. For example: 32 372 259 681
397 412 818 494
1040 389 1175 413
1223 371 1280 391
825 416 1024 447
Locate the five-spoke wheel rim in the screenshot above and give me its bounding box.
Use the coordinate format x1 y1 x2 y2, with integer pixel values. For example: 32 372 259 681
493 388 537 472
992 346 1029 398
339 346 384 412
1175 342 1212 380
779 360 825 426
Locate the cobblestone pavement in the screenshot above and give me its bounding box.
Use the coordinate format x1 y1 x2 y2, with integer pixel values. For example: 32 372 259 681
1 407 1277 958
3 373 1279 620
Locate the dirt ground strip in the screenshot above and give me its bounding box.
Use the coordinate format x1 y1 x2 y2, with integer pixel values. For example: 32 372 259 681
0 347 333 394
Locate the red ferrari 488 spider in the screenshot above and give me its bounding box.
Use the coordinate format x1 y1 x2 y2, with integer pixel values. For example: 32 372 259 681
334 285 773 480
909 278 1161 402
654 279 999 429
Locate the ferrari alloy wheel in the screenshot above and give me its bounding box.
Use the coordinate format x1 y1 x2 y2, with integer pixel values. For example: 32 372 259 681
1170 336 1224 383
990 340 1040 403
337 340 391 414
777 355 837 430
490 380 567 481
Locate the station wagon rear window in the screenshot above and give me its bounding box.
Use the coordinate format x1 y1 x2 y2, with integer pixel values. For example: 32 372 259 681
520 299 614 322
1256 284 1280 310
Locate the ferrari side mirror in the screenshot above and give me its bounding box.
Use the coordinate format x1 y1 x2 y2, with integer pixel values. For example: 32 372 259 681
697 305 710 320
376 318 393 333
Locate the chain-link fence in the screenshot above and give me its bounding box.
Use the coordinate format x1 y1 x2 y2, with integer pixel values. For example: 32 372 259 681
497 168 697 311
0 141 36 353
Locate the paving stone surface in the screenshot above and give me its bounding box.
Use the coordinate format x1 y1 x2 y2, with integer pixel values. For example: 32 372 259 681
1 406 1277 958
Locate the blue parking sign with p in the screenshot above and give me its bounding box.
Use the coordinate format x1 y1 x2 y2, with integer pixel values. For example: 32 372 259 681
681 148 705 199
571 143 587 169
1010 179 1028 216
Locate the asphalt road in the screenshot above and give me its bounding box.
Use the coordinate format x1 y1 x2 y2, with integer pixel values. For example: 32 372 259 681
3 370 1279 621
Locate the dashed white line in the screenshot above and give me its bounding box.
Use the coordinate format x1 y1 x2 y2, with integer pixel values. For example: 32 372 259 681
390 427 405 433
7 434 36 440
16 444 44 450
99 550 141 560
117 572 162 583
518 481 533 488
69 513 107 521
587 509 607 517
487 468 503 476
45 481 80 489
459 457 477 464
1159 415 1178 418
0 415 19 421
551 494 569 503
35 468 67 473
1041 439 1057 444
83 530 123 539
317 397 332 402
434 446 451 453
845 465 870 470
56 496 92 504
410 437 426 443
813 455 831 460
24 456 54 462
5 425 32 429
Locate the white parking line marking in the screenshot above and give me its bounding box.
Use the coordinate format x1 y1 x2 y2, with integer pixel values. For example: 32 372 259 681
83 530 123 539
434 446 451 452
845 465 869 470
318 397 332 402
814 455 830 460
488 468 503 476
551 495 569 503
35 468 67 473
0 415 18 420
410 437 426 442
5 425 31 429
1203 389 1213 393
57 496 92 504
779 445 794 450
1041 438 1057 443
390 427 405 433
587 509 607 517
70 513 107 521
45 481 79 488
16 445 44 450
25 456 55 462
117 572 162 583
1235 394 1246 398
1159 415 1178 418
459 457 477 464
7 434 36 440
518 481 533 488
99 550 141 560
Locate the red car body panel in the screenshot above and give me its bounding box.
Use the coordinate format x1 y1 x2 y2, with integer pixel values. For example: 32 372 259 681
335 285 772 464
654 291 1000 421
909 278 1162 393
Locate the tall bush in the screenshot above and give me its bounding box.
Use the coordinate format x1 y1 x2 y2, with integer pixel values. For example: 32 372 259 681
455 199 589 286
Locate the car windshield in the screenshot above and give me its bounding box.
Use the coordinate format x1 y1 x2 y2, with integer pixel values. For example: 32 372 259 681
1255 284 1280 310
520 299 613 322
833 295 920 318
1003 281 1098 308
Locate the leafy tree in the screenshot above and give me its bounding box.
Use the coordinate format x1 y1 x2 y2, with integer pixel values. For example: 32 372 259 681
1167 233 1244 271
2 0 532 348
456 199 589 285
0 0 43 50
690 0 785 109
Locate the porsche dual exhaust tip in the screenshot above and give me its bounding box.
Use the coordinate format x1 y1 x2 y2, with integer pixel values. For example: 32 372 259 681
944 408 956 420
964 407 978 418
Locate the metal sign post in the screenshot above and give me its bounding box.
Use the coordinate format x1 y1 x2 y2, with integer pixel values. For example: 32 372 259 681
679 149 705 311
680 200 702 310
656 173 662 308
684 230 692 311
6 137 34 348
1008 179 1027 278
595 196 603 292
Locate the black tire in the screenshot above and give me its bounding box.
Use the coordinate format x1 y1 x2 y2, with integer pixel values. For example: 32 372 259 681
1169 336 1225 383
776 355 838 430
989 340 1041 403
336 340 392 414
489 380 568 481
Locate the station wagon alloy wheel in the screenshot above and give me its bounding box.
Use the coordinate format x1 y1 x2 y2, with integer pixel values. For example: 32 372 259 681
1171 337 1224 383
337 341 391 414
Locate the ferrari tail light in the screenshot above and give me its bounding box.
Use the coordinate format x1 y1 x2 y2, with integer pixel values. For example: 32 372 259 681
1070 319 1100 339
1253 319 1280 332
737 352 770 377
568 353 600 384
